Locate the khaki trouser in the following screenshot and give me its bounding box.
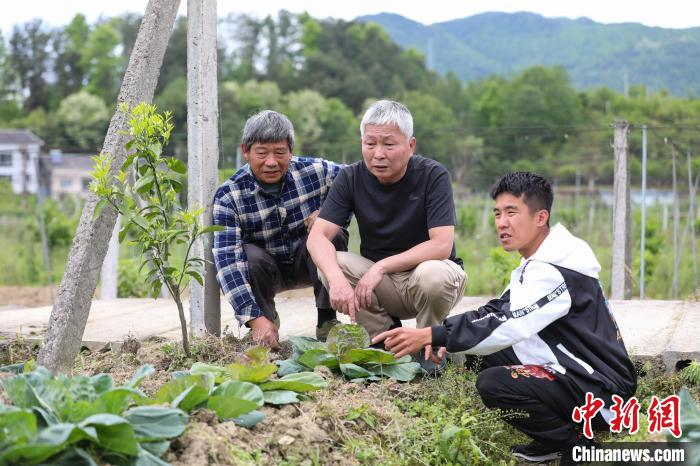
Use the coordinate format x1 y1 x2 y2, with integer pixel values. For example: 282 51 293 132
319 252 468 338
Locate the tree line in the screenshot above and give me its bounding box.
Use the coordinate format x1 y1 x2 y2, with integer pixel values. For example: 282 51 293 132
1 11 699 188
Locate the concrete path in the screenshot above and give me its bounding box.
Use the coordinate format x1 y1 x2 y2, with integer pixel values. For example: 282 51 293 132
1 290 698 372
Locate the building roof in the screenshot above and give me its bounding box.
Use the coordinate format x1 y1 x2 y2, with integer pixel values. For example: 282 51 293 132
51 154 96 171
0 129 44 146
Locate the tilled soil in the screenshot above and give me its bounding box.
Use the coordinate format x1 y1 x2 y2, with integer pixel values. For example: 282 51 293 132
0 334 418 465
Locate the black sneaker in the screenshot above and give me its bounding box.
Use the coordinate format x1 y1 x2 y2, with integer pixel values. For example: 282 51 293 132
558 437 600 466
414 349 447 376
511 440 561 463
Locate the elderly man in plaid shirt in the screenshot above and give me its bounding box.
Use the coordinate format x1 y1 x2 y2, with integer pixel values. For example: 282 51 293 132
213 110 348 349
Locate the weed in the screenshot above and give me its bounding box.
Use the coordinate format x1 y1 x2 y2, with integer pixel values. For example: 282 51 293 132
680 360 700 386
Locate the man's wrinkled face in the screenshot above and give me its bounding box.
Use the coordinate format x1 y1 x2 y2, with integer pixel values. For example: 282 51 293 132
243 141 292 184
361 124 415 185
493 193 548 256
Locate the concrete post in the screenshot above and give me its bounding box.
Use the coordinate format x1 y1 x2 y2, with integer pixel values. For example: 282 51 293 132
100 216 120 300
37 0 181 374
610 121 632 299
187 0 221 337
687 151 698 290
640 125 647 299
672 145 679 299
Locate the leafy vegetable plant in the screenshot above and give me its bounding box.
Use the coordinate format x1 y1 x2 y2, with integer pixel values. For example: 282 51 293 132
145 346 327 427
0 364 187 466
278 324 422 382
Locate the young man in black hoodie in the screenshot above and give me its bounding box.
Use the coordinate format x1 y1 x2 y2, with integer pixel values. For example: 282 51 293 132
373 172 637 464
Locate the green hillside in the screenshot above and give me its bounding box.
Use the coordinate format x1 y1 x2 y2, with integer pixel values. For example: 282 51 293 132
357 12 700 96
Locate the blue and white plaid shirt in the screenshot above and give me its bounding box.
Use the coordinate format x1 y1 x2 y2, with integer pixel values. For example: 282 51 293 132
213 156 343 326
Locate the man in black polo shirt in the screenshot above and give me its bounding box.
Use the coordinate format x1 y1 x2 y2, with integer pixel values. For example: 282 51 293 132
307 100 467 369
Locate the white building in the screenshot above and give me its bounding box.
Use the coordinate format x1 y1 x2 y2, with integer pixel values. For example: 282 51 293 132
0 130 44 194
49 153 96 200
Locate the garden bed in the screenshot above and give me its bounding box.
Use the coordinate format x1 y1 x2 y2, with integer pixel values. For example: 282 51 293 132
0 333 697 465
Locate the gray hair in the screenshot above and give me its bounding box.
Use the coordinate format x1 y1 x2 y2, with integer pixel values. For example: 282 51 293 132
360 100 413 140
241 110 295 152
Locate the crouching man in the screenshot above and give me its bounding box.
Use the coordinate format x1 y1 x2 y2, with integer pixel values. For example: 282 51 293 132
213 110 348 349
374 172 637 464
307 100 467 372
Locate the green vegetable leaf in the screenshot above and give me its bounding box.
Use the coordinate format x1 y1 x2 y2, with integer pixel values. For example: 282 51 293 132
259 372 327 393
89 374 113 395
288 336 327 358
297 349 339 370
365 362 422 382
226 347 278 383
326 324 370 355
339 348 396 365
232 410 266 428
80 413 139 456
207 381 264 420
123 406 189 441
90 387 141 415
128 365 156 389
263 390 300 405
131 444 172 466
339 363 373 379
190 362 227 383
0 408 37 448
0 422 95 464
276 359 306 377
153 374 213 413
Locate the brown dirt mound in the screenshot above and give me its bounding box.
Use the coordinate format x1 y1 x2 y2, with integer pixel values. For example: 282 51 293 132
165 372 414 465
0 333 420 464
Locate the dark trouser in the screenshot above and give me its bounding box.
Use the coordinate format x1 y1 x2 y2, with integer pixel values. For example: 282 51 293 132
244 230 348 325
473 348 608 450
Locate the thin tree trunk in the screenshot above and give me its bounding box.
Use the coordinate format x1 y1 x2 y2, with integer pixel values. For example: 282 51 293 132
173 288 191 357
37 0 181 374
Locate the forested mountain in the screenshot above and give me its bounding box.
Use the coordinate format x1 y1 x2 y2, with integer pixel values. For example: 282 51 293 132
1 11 699 188
357 12 700 96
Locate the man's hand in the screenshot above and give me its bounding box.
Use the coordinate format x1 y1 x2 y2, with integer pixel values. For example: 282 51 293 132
304 209 320 232
328 277 359 322
248 316 280 350
424 345 447 364
354 263 385 309
372 327 432 359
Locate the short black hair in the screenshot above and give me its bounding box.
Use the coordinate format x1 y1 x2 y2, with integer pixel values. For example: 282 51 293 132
490 172 553 222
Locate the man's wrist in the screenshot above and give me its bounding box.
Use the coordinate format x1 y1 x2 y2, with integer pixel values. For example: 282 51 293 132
327 270 348 286
374 260 388 275
247 315 267 328
422 327 433 346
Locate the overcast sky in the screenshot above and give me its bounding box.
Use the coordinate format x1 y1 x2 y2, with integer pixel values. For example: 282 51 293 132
1 0 698 35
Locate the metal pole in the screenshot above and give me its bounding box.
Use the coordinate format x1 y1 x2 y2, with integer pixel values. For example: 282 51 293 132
640 125 647 299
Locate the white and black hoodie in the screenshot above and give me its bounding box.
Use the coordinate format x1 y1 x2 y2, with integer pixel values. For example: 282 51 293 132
432 223 637 402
